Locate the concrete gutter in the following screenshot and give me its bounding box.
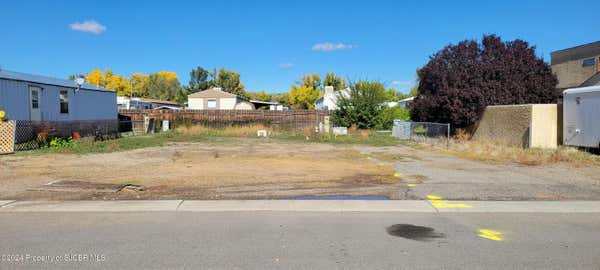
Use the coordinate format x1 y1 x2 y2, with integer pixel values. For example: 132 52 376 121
0 200 599 213
177 200 435 212
434 201 600 213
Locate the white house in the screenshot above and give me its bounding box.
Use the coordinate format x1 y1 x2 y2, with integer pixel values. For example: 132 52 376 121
0 69 116 121
315 86 351 110
398 96 415 109
187 88 254 110
187 87 282 110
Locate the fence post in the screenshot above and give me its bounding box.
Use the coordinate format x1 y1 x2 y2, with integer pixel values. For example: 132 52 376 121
446 123 451 149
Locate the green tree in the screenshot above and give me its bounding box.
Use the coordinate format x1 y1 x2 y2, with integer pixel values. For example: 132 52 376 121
144 73 186 104
374 107 410 130
214 68 246 96
300 73 322 90
188 66 212 93
249 91 272 101
274 93 290 107
323 72 346 90
332 81 387 129
68 74 85 80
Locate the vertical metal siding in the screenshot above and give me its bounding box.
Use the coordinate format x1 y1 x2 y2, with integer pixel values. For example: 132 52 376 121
0 78 117 121
0 79 30 120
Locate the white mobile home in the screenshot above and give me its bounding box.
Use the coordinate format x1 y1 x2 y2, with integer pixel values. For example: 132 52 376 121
117 96 181 110
0 69 117 121
563 85 600 148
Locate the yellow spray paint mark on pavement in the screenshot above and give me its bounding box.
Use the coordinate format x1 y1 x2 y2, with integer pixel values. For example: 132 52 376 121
427 194 472 209
407 183 417 187
426 195 443 200
393 173 402 178
478 229 504 241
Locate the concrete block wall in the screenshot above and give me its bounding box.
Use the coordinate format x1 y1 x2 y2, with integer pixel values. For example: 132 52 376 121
473 104 559 149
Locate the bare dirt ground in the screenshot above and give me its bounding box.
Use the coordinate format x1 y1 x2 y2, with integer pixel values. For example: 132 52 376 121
2 138 600 200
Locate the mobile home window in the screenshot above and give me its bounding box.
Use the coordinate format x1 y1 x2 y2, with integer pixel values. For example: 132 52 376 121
207 99 217 109
31 90 39 109
60 90 69 114
582 58 596 67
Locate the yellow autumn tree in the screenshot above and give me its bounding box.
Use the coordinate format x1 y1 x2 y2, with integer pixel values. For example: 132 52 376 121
156 71 179 82
105 74 131 96
289 85 322 109
85 69 133 96
85 69 105 87
130 73 148 97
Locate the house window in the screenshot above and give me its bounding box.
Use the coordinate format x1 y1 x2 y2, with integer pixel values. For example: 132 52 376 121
207 99 217 109
582 58 596 67
31 90 39 109
60 90 69 114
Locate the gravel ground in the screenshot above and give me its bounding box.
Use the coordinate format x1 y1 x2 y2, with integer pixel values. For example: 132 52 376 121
1 139 599 200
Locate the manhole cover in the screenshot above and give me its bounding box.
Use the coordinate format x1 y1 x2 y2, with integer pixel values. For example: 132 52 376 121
386 224 445 241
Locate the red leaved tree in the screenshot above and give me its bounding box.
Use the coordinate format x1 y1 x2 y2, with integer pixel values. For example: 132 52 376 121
410 35 559 129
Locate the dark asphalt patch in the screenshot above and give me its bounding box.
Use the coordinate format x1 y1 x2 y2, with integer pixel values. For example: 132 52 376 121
386 224 445 241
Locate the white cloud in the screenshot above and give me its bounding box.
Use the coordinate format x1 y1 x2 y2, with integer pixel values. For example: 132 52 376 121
311 42 355 52
279 63 294 69
70 20 106 34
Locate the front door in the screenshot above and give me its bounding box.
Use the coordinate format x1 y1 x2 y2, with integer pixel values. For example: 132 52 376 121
29 86 41 121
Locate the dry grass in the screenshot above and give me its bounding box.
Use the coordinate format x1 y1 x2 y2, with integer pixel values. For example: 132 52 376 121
175 124 272 137
435 138 600 166
1 142 400 200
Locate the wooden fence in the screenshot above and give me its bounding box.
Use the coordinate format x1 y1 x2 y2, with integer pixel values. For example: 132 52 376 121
119 109 332 130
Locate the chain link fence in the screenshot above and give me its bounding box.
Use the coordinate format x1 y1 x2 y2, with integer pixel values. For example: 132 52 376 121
392 120 450 147
11 120 119 151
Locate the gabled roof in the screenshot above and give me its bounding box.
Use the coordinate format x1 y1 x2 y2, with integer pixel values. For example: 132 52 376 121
188 88 238 98
249 99 280 106
0 68 112 92
137 98 180 106
551 40 600 65
580 72 600 87
399 96 415 102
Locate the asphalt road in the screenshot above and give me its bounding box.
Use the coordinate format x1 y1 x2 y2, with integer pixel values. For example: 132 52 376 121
1 212 599 270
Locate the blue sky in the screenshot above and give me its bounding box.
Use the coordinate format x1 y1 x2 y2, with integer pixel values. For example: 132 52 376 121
1 0 599 94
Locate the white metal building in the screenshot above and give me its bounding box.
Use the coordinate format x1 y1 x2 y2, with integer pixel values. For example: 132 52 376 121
117 96 181 110
0 69 117 121
563 85 600 148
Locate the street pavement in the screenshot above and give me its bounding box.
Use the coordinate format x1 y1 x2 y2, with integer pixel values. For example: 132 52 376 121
1 211 599 269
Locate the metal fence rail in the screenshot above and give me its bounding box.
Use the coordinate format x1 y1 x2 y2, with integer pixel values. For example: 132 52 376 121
392 120 450 147
12 120 119 151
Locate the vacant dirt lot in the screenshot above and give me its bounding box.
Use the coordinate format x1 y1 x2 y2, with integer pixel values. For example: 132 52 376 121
2 138 600 200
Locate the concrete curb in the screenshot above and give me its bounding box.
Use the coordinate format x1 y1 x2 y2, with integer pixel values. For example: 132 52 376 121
0 200 599 213
0 200 182 212
0 200 15 208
